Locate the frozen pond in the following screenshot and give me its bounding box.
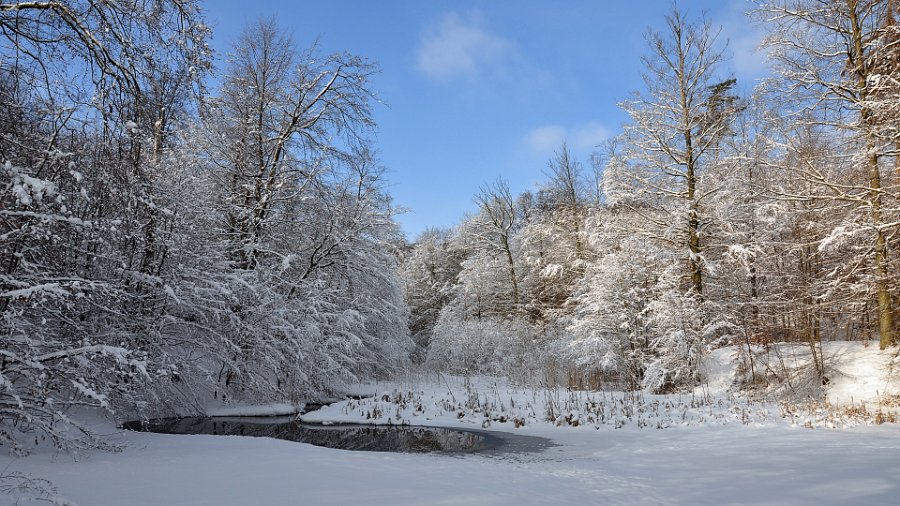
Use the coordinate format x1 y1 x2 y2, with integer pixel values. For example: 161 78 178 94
122 416 553 455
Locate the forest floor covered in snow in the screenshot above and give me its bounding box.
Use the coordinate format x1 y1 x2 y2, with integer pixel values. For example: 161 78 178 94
3 342 900 505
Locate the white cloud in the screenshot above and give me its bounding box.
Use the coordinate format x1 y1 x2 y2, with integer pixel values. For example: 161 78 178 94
526 122 611 154
527 125 567 153
416 12 513 81
571 122 612 151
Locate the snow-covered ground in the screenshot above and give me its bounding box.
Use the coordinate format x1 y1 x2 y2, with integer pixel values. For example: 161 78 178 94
4 422 900 505
705 341 900 404
3 342 900 505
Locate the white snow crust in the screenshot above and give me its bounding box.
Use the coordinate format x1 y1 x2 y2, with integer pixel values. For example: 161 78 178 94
205 403 299 417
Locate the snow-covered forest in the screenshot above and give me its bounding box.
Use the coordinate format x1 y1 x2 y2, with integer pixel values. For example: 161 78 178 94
0 1 411 455
2 1 900 500
405 3 900 393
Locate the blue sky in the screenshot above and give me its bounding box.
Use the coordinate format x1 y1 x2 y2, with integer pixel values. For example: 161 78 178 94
207 1 767 239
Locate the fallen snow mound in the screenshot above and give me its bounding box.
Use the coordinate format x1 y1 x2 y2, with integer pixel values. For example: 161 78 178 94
706 340 900 405
821 341 900 404
206 403 299 417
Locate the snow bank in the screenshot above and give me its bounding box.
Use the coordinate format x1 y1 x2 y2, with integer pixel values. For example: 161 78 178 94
206 403 299 417
300 375 777 430
820 341 899 404
716 341 900 405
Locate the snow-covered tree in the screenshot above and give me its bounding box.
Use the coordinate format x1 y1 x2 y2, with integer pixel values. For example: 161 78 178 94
757 0 900 349
400 228 465 362
578 7 742 390
469 179 524 317
0 0 210 454
153 19 413 404
617 7 741 298
567 213 658 388
519 143 592 326
0 7 414 455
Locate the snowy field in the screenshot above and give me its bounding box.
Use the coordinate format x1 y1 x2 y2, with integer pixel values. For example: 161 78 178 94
3 342 900 505
3 422 900 505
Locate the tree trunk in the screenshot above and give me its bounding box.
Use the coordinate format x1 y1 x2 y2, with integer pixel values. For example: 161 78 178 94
871 153 895 349
679 31 703 299
849 1 894 349
502 235 520 311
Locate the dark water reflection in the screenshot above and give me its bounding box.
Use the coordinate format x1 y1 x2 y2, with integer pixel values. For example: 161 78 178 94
122 417 552 455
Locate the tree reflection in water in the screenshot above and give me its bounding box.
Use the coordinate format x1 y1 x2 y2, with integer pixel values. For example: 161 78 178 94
122 417 499 454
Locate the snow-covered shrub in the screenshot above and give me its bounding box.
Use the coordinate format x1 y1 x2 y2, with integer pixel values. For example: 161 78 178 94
567 232 659 388
426 308 532 376
642 267 740 392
